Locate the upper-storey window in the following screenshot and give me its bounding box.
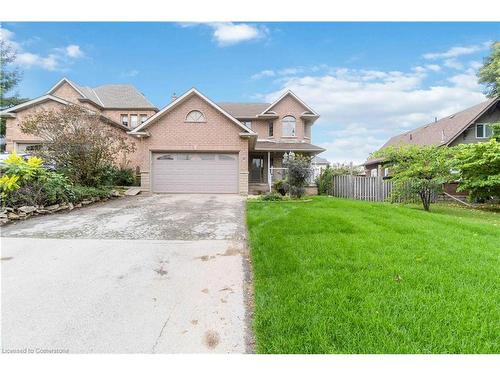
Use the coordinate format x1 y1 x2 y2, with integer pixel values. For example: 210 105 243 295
130 114 138 129
241 121 252 129
140 114 148 124
304 122 311 139
476 123 493 139
186 110 206 123
282 116 296 137
268 121 274 137
121 114 128 127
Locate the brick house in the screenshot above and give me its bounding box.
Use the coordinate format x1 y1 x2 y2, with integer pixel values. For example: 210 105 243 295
0 78 325 195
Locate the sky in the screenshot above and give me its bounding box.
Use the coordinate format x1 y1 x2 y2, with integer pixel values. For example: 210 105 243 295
1 22 499 163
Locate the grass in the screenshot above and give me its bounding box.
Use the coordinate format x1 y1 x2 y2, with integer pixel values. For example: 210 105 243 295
246 197 500 353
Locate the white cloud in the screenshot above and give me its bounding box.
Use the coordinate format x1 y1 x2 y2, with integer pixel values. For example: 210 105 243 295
423 41 490 60
258 65 486 164
251 69 276 80
1 28 84 71
65 44 84 58
208 23 268 46
443 59 464 70
425 64 441 72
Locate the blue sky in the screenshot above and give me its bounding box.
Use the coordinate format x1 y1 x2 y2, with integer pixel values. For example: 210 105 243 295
1 22 499 163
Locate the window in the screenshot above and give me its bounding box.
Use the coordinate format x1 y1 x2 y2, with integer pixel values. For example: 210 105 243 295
370 169 378 177
476 123 493 139
241 121 252 129
140 114 148 124
384 168 389 177
130 114 138 129
218 154 236 161
268 121 274 137
186 110 206 123
200 154 216 160
177 154 192 160
282 116 296 137
157 154 174 160
305 122 311 138
121 114 128 127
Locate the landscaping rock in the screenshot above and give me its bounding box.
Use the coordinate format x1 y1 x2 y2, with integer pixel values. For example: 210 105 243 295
36 208 50 214
74 203 82 208
7 212 20 220
46 204 60 211
0 212 7 219
58 204 69 211
5 207 14 212
111 190 121 197
81 200 92 206
18 205 37 214
0 218 9 226
68 202 74 211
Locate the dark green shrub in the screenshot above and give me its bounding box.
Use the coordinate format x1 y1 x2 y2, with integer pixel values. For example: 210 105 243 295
98 165 136 186
283 153 312 199
272 179 289 196
316 166 334 195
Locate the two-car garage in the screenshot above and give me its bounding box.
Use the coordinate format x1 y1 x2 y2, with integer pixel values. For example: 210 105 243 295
151 152 239 194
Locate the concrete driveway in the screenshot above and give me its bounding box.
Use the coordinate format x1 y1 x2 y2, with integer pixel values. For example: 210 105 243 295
1 194 251 353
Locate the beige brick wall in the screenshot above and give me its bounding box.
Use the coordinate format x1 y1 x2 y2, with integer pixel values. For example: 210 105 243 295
134 94 250 194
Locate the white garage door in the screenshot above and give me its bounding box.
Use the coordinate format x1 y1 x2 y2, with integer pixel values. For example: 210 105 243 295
152 152 239 193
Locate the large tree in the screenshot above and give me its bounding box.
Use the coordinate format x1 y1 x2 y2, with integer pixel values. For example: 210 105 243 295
478 41 500 98
20 104 136 187
373 145 455 211
1 39 27 151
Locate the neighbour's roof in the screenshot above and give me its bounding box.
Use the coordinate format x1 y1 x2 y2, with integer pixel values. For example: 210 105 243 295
255 141 325 153
217 102 270 118
382 98 498 148
312 156 329 164
50 78 157 109
364 97 499 165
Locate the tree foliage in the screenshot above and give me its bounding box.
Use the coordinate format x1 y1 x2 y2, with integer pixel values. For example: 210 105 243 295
282 152 312 199
20 104 136 187
452 136 500 201
478 41 500 98
373 145 455 211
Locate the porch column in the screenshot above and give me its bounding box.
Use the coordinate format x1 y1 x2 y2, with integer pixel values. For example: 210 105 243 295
268 151 272 192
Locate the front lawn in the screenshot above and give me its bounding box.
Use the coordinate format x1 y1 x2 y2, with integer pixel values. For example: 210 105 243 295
247 197 500 353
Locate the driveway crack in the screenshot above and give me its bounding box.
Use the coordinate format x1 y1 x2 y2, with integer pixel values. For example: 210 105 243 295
151 302 178 353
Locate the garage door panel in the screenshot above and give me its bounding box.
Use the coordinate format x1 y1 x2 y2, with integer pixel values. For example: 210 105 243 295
152 153 238 193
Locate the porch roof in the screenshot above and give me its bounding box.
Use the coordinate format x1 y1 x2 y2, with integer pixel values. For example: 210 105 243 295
254 141 325 153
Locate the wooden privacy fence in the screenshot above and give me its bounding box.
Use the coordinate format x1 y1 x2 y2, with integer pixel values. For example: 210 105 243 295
331 175 430 203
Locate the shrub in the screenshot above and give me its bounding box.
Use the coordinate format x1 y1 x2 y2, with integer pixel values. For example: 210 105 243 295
0 175 20 206
283 153 312 199
261 192 283 201
70 185 112 202
272 179 289 196
316 166 334 195
99 165 136 186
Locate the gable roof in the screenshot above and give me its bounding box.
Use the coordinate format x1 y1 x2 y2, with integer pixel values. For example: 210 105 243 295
381 97 499 149
130 88 257 135
260 90 319 117
0 95 70 115
47 77 157 110
218 102 270 118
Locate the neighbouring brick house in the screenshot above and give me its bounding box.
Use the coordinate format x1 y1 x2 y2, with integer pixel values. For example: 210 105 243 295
1 78 325 195
364 97 500 178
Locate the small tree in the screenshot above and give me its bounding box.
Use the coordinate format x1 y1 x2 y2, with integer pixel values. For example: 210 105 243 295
283 152 312 198
373 145 455 211
20 105 136 187
453 135 500 202
478 41 500 98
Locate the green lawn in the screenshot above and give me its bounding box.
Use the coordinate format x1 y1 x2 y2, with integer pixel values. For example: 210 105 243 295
246 197 500 353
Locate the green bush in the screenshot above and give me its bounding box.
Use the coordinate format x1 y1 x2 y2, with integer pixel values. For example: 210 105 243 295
98 165 137 186
283 153 312 199
272 179 289 196
69 185 112 202
261 192 283 201
315 166 334 195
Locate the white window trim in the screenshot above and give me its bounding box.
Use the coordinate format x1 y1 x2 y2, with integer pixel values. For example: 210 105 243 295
282 116 296 137
475 123 491 139
185 110 207 123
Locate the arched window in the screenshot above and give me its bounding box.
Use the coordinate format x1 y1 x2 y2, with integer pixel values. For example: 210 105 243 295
186 110 206 123
282 116 296 137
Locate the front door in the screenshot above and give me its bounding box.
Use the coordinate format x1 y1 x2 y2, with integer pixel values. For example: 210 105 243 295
249 156 265 183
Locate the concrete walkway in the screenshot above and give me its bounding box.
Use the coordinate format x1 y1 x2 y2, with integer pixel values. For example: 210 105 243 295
1 194 250 353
